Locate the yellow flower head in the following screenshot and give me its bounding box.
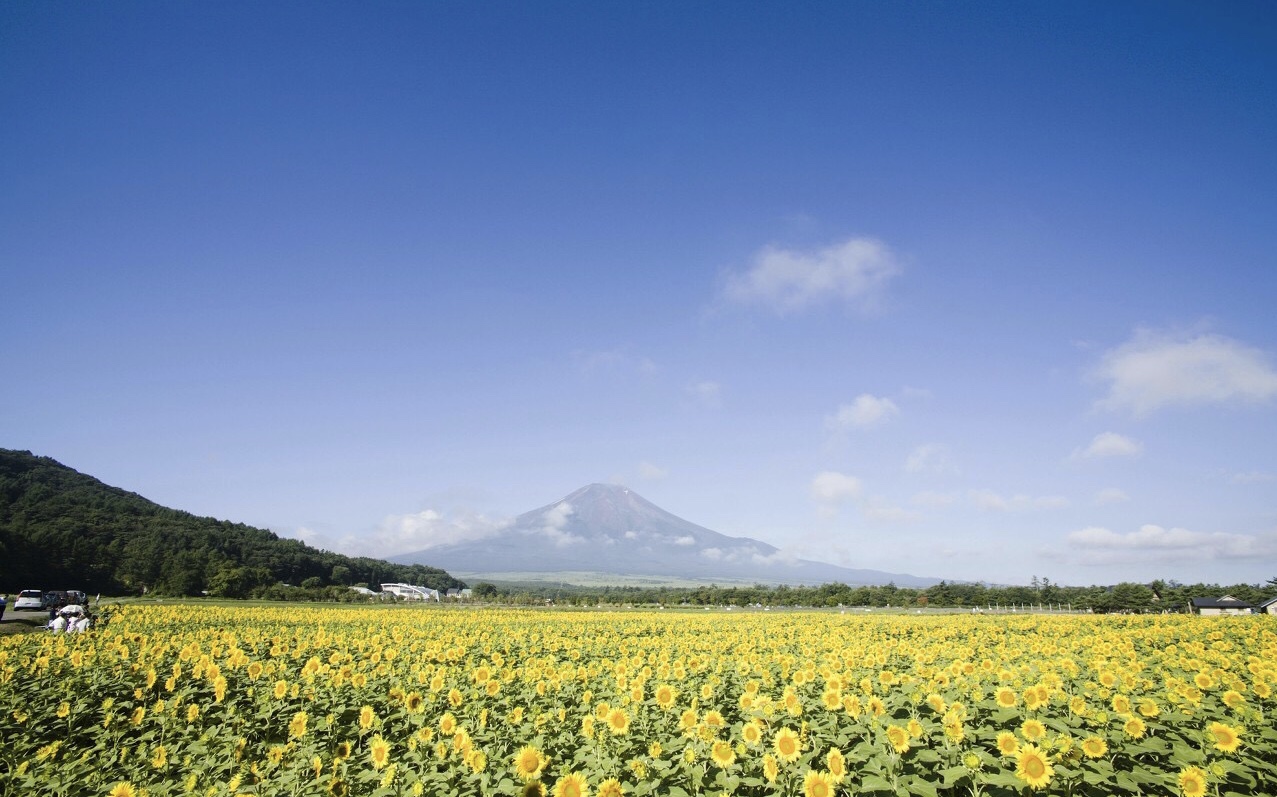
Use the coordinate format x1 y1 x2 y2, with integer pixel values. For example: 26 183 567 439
802 769 835 797
774 727 802 762
710 739 735 768
995 687 1017 708
1208 721 1242 753
552 772 588 797
1123 717 1147 739
885 724 910 754
605 707 630 735
1080 736 1108 759
1014 744 1053 791
1178 766 1208 797
597 778 623 797
826 747 846 782
289 711 308 739
368 735 391 770
513 745 548 782
1020 719 1046 742
996 731 1020 756
108 783 137 797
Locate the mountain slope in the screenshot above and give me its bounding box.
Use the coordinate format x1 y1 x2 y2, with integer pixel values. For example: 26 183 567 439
394 483 937 587
0 449 464 595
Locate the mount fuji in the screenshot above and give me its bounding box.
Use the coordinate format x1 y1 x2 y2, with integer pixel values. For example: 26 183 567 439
392 483 937 587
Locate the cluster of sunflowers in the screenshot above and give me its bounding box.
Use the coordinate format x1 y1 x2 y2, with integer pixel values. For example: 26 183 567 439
0 605 1273 796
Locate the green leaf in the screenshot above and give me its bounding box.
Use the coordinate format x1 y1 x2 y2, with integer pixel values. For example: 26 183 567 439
860 774 895 792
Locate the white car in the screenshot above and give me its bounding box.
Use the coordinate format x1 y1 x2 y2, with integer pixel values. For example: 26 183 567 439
14 590 43 610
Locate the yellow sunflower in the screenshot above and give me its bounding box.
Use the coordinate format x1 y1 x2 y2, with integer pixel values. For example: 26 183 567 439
513 745 548 782
521 782 547 797
1178 766 1207 797
359 705 376 731
289 711 308 740
1020 719 1046 742
553 772 589 797
995 687 1017 708
655 684 677 709
1123 717 1147 739
368 736 391 771
826 747 846 783
762 754 779 783
1014 744 1053 791
996 731 1020 756
108 783 137 797
597 778 624 797
1080 736 1107 759
742 720 763 746
885 724 910 754
710 740 735 768
774 727 802 762
802 769 835 797
1208 721 1242 753
605 707 630 735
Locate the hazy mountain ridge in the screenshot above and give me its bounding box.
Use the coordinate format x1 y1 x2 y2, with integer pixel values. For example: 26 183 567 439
393 483 938 587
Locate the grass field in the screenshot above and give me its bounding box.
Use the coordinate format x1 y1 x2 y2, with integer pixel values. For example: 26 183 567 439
1 604 1273 796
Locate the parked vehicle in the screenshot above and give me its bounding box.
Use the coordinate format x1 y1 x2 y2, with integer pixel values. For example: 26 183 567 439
14 590 43 610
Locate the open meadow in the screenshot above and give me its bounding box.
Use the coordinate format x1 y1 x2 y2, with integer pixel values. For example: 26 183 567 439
1 605 1274 797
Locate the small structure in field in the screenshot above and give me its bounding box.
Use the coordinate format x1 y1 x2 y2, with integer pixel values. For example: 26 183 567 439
1257 596 1277 616
379 583 441 602
1190 595 1253 616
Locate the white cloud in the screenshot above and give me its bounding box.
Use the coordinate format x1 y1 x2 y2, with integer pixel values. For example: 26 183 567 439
811 471 862 503
365 508 510 556
1231 470 1276 484
911 490 958 507
673 535 696 546
687 380 722 409
537 502 584 547
722 236 902 314
969 489 1070 512
700 547 723 561
905 443 956 474
1066 524 1277 563
826 394 899 432
1093 329 1277 415
638 461 668 481
1073 432 1143 460
1094 487 1129 505
861 498 921 524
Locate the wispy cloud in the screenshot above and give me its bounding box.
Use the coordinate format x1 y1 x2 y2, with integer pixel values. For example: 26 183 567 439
1094 487 1129 505
722 236 902 314
637 461 668 481
826 394 899 432
911 490 958 508
905 443 956 474
811 471 862 504
969 489 1070 512
1072 431 1143 460
1093 329 1277 415
314 508 513 556
1230 470 1276 485
1066 524 1277 564
687 380 722 409
535 502 584 547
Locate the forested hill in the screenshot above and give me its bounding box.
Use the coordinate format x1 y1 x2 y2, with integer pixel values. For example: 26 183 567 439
0 449 464 597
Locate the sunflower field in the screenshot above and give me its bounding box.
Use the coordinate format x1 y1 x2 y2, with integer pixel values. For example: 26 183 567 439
1 605 1275 797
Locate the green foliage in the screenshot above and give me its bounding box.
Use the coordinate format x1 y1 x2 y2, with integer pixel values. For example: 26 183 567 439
0 449 465 598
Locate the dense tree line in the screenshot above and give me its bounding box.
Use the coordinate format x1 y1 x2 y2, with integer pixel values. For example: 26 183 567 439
0 449 464 598
470 575 1277 613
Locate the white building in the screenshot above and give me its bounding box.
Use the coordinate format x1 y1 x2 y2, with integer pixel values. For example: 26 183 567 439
379 583 441 602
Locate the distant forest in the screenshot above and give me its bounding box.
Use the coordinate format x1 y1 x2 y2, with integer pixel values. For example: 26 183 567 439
0 449 464 598
467 576 1277 613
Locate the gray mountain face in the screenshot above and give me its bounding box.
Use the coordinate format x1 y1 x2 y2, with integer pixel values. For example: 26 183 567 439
392 483 936 587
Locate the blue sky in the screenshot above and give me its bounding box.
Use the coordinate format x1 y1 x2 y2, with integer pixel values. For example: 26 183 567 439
4 1 1276 587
